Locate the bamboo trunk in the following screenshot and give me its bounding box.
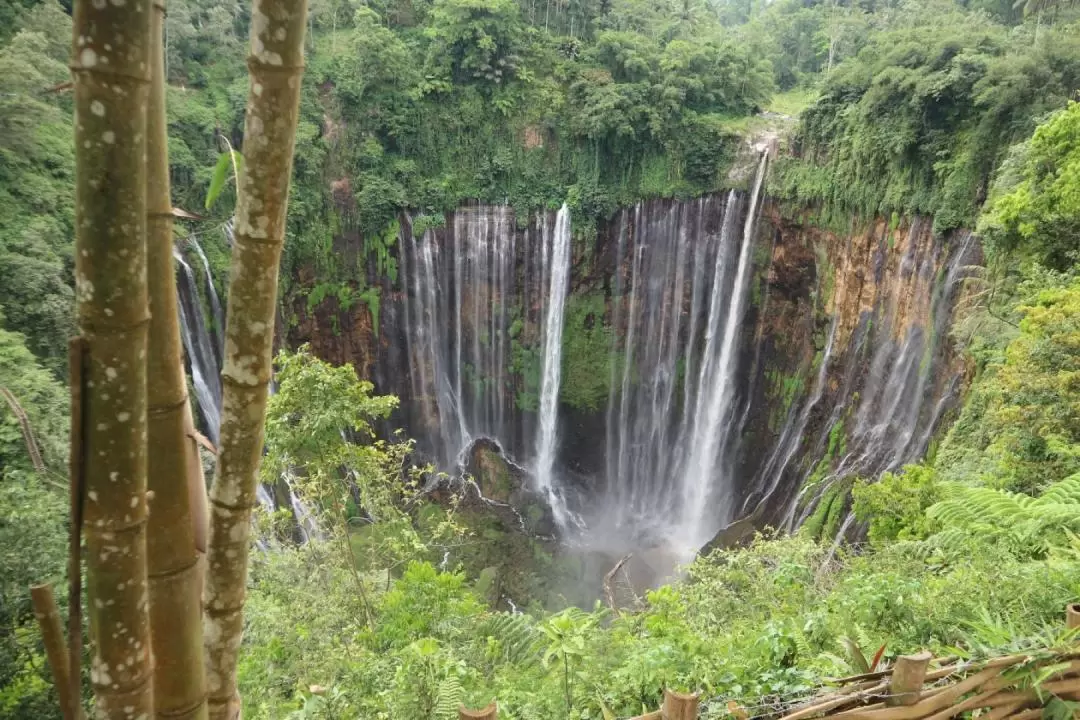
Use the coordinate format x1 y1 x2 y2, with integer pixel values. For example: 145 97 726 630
887 651 932 706
71 0 154 716
29 585 77 720
663 689 700 720
145 2 208 717
203 1 308 717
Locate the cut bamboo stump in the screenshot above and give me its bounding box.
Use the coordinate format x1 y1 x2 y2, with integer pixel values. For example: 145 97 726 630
459 702 497 719
1067 603 1080 630
663 689 700 719
887 651 932 707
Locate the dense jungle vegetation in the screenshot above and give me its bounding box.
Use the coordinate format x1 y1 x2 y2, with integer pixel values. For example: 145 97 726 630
1 0 1079 717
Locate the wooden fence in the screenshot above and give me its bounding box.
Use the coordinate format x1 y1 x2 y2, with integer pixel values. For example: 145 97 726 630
458 604 1080 720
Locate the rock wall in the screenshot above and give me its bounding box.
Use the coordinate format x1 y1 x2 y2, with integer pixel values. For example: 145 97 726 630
286 195 981 548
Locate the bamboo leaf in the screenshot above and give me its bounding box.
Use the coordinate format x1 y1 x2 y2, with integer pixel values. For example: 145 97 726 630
205 151 243 210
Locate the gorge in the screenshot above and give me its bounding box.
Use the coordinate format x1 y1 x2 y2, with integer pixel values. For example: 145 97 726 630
256 147 980 572
4 0 1079 716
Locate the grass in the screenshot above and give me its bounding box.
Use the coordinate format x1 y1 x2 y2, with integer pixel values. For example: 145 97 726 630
765 87 819 118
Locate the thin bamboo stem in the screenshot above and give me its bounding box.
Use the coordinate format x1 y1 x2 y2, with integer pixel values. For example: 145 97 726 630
459 702 497 719
67 337 85 720
145 0 207 716
30 584 77 720
203 0 308 717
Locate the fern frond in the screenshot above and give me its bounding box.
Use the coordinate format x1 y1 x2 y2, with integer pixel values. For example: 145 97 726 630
1033 473 1080 507
434 676 465 720
480 612 545 667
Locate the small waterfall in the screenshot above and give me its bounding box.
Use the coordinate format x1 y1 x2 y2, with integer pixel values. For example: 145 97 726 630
174 246 223 443
535 204 572 527
189 235 224 362
784 226 979 531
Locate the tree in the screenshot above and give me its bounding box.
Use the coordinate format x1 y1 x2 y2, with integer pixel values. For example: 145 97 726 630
202 0 309 716
145 1 208 717
71 0 155 716
423 0 526 89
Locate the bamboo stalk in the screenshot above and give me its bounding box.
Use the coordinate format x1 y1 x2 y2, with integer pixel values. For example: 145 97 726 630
67 337 86 720
662 689 700 720
980 702 1029 720
1068 603 1080 630
203 0 308 717
782 681 890 720
71 0 155 715
830 666 1002 720
145 1 207 716
887 651 932 706
999 709 1044 720
30 584 76 720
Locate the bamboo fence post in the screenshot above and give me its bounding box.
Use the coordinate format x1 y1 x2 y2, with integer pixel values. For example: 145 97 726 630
459 702 497 719
29 584 77 720
886 651 932 707
1067 603 1079 630
663 689 700 719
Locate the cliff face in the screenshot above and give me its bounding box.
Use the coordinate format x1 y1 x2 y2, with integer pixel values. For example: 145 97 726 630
733 207 979 541
287 193 981 551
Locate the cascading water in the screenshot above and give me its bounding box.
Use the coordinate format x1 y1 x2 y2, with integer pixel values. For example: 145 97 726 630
174 238 317 541
535 204 573 528
400 204 566 469
384 152 976 562
676 152 768 547
174 246 223 444
593 153 769 553
189 235 224 362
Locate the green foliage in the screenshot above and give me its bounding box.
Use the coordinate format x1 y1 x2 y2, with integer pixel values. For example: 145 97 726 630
979 101 1080 270
237 530 1080 719
937 277 1080 494
205 149 244 210
919 474 1080 558
0 321 69 719
0 1 75 375
853 464 940 544
559 293 615 411
264 346 409 561
774 8 1080 233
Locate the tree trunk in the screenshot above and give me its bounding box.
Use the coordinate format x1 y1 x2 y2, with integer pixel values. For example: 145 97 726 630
71 0 155 717
145 2 209 718
203 1 308 717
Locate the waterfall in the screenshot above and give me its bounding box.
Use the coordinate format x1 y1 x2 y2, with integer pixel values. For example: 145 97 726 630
593 153 769 552
402 204 556 469
189 235 224 362
678 152 768 545
535 204 572 526
174 246 223 444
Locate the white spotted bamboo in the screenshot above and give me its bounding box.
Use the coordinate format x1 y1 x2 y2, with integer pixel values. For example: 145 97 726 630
203 0 308 717
71 0 154 717
145 1 208 717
